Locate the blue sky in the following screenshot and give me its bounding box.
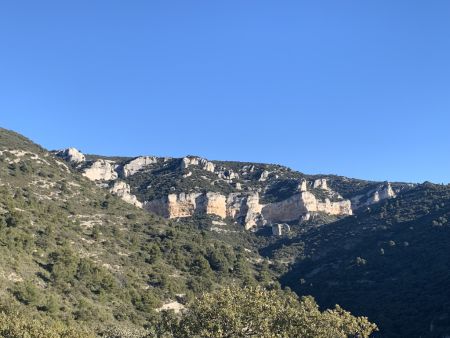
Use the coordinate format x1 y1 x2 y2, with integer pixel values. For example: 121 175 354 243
0 1 449 183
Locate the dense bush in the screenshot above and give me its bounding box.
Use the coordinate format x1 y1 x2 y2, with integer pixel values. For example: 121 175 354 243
0 309 93 338
159 286 377 338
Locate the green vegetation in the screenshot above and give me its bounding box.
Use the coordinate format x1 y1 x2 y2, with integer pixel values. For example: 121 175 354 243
4 127 450 337
281 183 450 337
0 286 377 337
159 286 377 338
0 130 266 334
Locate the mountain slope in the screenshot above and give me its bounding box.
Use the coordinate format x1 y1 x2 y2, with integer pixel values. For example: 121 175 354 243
55 148 407 233
280 183 450 337
0 128 271 333
3 127 450 337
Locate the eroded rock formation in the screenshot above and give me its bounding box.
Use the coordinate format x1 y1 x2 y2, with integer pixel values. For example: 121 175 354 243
83 160 118 181
110 181 142 208
122 156 157 177
57 149 400 232
352 183 396 210
313 178 329 190
181 156 215 172
144 190 352 229
261 191 352 224
56 148 85 163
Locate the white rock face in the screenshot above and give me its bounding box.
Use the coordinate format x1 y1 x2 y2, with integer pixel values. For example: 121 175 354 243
181 156 215 172
225 193 264 230
352 183 396 210
183 171 192 178
375 183 396 201
259 170 270 182
313 178 329 190
299 180 308 192
167 193 202 218
272 224 282 236
196 192 227 218
261 194 308 223
157 301 185 314
83 160 118 181
300 213 311 222
261 191 352 224
56 148 85 163
243 193 264 229
122 156 157 177
110 181 142 208
272 223 290 236
225 193 245 219
145 193 202 218
202 192 227 218
217 169 239 181
145 190 351 230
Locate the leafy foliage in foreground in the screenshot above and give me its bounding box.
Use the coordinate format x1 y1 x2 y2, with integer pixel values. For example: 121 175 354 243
162 286 377 338
0 308 93 338
0 286 377 338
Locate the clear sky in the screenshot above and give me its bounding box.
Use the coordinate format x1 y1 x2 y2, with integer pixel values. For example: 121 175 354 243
1 1 449 184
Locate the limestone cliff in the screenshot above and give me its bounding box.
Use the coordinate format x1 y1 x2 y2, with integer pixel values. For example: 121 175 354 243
57 148 401 232
351 182 396 210
261 192 352 224
56 148 85 163
181 156 215 172
122 156 158 177
83 159 118 181
109 181 142 208
143 187 352 230
313 178 329 190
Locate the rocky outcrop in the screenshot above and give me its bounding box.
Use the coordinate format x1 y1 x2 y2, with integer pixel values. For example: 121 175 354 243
261 194 306 224
261 192 351 224
145 193 202 218
259 170 270 182
144 190 351 230
242 193 264 229
272 223 290 236
352 183 396 210
373 183 396 202
54 149 372 231
110 181 142 208
181 157 215 172
299 180 308 192
83 160 118 181
56 148 85 163
145 192 228 219
166 193 202 218
300 213 311 222
313 178 329 190
217 169 239 181
201 192 227 218
122 156 157 177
